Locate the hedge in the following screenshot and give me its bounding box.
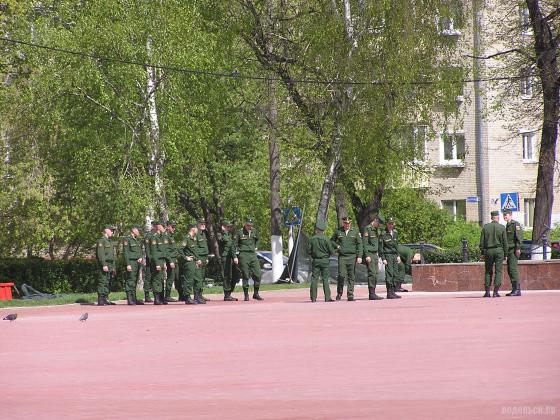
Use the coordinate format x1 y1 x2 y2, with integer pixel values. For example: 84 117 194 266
0 256 224 295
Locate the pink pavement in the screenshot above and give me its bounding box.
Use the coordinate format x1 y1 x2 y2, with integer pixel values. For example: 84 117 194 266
1 287 559 420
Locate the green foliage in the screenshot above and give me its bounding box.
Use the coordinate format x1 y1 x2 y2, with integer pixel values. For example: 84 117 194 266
379 189 454 243
441 219 481 251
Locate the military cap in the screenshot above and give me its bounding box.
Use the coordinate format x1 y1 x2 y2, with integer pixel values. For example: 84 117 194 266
315 220 327 231
386 217 395 224
244 217 254 225
188 220 197 229
197 218 206 224
490 210 499 217
154 220 164 226
502 209 512 215
221 219 232 227
342 216 352 223
150 220 158 226
104 224 116 231
374 215 385 224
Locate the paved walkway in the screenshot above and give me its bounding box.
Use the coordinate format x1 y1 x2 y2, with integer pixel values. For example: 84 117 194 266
1 287 559 419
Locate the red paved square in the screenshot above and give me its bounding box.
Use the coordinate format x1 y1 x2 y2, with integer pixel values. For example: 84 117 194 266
1 288 559 419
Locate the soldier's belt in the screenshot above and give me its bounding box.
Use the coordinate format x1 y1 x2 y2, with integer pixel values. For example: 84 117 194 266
485 245 499 249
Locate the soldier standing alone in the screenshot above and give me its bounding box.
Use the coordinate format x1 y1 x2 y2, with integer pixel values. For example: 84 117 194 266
479 210 508 297
233 217 263 301
503 209 522 296
308 220 335 302
330 216 363 301
96 225 117 306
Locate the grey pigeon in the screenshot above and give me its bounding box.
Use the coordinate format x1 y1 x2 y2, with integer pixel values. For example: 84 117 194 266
79 313 88 322
3 313 17 321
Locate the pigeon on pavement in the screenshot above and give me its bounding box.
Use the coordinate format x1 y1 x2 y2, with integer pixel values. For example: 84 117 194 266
3 313 17 321
79 313 88 322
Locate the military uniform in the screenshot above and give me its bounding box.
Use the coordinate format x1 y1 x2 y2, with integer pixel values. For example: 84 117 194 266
96 226 116 306
194 222 210 303
504 211 523 296
480 211 508 297
164 224 180 302
379 218 401 299
179 227 201 304
396 244 414 292
330 218 363 301
308 221 335 302
219 220 238 301
149 224 169 305
122 229 144 305
362 219 383 300
143 225 156 302
234 218 262 301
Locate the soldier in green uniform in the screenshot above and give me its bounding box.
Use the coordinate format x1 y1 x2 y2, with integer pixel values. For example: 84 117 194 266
330 216 363 301
194 218 210 303
396 244 414 293
149 221 169 305
179 221 200 304
503 209 522 296
233 217 263 301
219 219 238 301
96 225 117 306
122 225 145 305
164 221 180 302
142 221 157 303
362 215 384 300
308 220 335 302
480 210 508 297
379 217 402 299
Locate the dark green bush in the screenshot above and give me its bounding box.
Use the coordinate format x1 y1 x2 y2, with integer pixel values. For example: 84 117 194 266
422 248 481 264
0 257 124 294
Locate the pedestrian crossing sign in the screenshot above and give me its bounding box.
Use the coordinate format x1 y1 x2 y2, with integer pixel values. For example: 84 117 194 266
283 207 302 226
500 193 519 211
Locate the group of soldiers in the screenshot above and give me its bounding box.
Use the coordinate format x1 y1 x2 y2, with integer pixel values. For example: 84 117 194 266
308 215 413 302
96 208 519 306
95 217 264 306
480 209 523 297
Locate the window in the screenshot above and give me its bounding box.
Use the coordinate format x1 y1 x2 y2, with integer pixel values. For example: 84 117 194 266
520 7 531 35
524 198 535 227
440 132 465 165
521 131 537 162
439 17 461 36
442 200 466 221
520 68 534 98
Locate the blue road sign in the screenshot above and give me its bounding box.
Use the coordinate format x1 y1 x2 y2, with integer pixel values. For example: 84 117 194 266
283 207 302 226
500 192 519 211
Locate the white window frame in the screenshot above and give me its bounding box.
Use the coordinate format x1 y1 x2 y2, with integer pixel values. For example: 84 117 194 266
520 7 532 36
524 198 535 227
441 199 466 221
439 131 465 167
520 70 534 99
520 129 537 163
438 16 461 36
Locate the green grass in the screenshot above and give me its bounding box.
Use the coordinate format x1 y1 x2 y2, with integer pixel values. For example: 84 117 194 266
0 282 309 308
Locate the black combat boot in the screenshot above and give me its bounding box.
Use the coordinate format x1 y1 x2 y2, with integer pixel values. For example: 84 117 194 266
134 294 144 305
483 286 491 298
335 293 342 301
387 285 401 299
396 282 408 292
97 294 106 306
154 293 163 305
506 282 521 296
144 292 153 303
164 294 177 303
243 288 250 301
369 286 383 301
492 286 501 298
126 292 135 305
253 286 263 301
184 294 197 305
224 291 237 301
194 292 206 304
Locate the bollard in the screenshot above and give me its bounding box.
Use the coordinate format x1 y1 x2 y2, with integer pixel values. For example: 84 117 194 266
543 234 548 260
419 240 425 264
461 237 468 262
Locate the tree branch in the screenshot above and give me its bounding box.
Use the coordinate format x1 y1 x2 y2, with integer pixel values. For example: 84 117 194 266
464 48 535 62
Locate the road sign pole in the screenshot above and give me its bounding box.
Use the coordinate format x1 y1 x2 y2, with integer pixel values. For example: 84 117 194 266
288 225 294 256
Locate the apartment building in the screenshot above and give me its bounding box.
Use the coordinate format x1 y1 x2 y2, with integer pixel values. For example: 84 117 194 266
422 1 559 229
